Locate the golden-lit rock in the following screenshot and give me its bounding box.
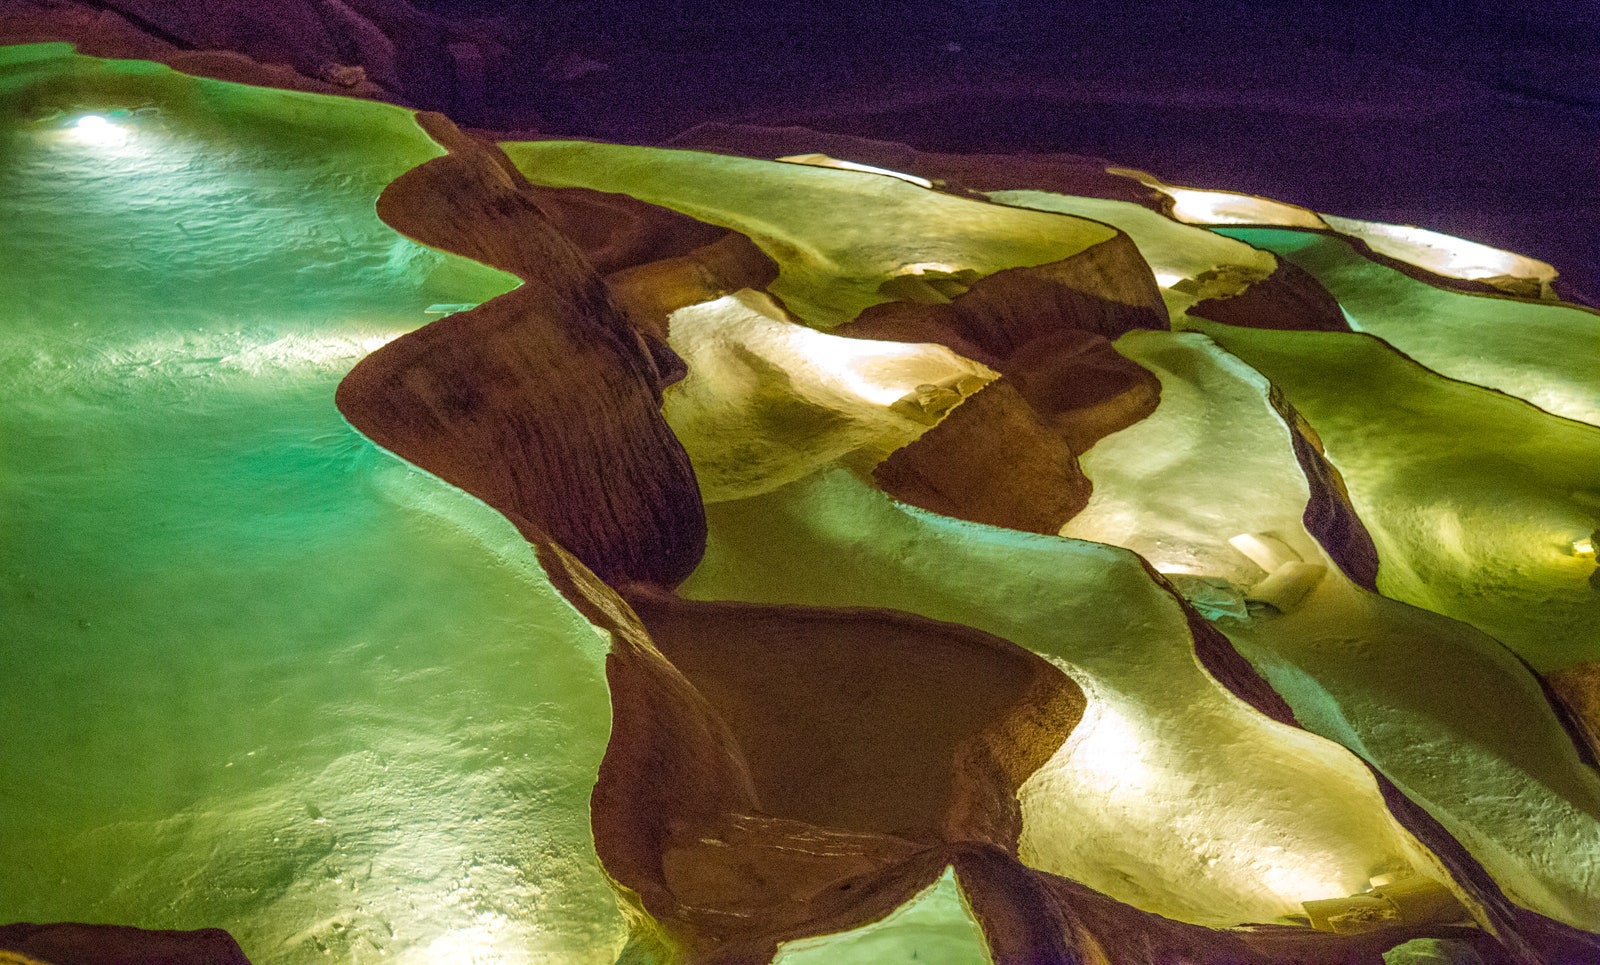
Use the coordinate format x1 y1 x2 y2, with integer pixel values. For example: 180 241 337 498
659 290 997 504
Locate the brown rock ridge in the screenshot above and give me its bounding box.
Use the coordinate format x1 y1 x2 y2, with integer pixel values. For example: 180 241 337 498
1546 661 1600 765
625 590 1083 845
544 540 1485 965
528 184 779 341
1372 779 1600 965
0 924 251 965
336 112 706 587
1267 387 1382 591
529 185 731 278
840 230 1166 414
607 234 780 341
666 123 1166 207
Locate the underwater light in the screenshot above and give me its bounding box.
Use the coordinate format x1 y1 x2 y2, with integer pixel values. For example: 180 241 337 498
67 113 128 146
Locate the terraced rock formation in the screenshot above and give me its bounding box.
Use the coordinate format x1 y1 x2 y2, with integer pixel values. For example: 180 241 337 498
4 42 1597 965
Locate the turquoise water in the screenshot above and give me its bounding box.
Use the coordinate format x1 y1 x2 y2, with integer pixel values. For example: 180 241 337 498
0 45 626 963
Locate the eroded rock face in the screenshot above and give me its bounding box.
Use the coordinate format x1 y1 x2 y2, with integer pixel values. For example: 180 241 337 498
530 185 732 278
936 231 1170 348
836 231 1167 515
832 242 1164 532
1002 329 1163 454
626 591 1082 844
608 233 780 339
1268 388 1382 591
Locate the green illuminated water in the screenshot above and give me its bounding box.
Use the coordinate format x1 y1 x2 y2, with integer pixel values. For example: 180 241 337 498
771 868 991 965
1190 318 1600 675
0 45 625 963
1213 227 1600 427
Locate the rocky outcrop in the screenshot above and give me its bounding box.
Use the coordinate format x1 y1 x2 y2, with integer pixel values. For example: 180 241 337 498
841 232 1167 463
553 544 1493 965
874 379 1093 534
1001 329 1163 454
336 113 705 587
530 185 732 278
625 591 1082 845
1189 257 1352 332
938 231 1170 348
0 0 537 125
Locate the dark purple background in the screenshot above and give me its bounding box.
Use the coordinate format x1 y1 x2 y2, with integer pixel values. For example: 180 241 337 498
429 0 1599 298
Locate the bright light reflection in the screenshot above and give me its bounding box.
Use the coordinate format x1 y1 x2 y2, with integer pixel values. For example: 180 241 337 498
67 114 129 147
1022 692 1360 922
777 153 936 189
1111 168 1327 229
674 291 994 409
406 916 535 965
1320 215 1557 288
899 261 963 276
1574 538 1596 557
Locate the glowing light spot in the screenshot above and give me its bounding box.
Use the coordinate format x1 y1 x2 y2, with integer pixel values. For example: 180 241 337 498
898 262 963 276
1111 168 1327 228
1573 538 1596 557
1228 532 1302 573
675 291 994 410
1154 272 1185 288
68 114 128 147
409 916 534 965
777 153 935 189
